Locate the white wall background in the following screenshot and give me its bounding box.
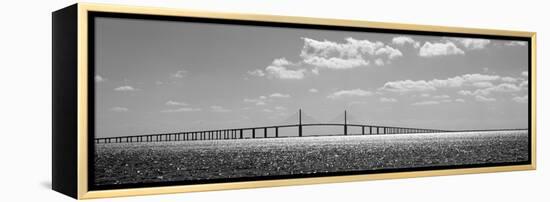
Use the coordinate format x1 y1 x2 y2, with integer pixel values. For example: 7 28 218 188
0 0 546 201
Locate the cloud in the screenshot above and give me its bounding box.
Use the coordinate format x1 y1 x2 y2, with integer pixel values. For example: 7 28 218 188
161 107 202 113
262 109 274 113
475 95 496 102
380 80 436 93
380 73 501 93
380 97 398 103
269 93 291 98
459 83 522 96
114 85 138 91
110 107 128 112
247 69 265 77
95 75 106 82
274 106 287 111
392 36 420 48
412 101 439 106
374 58 384 66
171 69 188 78
419 41 464 57
375 45 403 59
521 71 528 77
300 37 402 69
450 38 491 50
328 89 372 99
311 68 320 75
501 77 518 83
272 58 292 66
302 56 369 69
244 98 266 106
455 98 465 102
166 100 188 106
309 88 319 93
265 58 306 79
512 95 528 103
433 95 450 99
505 41 527 46
210 105 231 112
472 81 494 88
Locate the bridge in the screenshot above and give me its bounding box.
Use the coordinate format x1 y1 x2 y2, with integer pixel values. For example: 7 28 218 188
95 109 455 144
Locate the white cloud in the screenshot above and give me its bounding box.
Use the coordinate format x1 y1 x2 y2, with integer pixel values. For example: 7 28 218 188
309 88 319 93
455 98 465 102
274 106 287 111
244 98 267 106
269 93 291 98
380 73 501 93
210 105 231 112
247 69 265 77
110 107 128 112
475 95 496 102
95 75 106 82
272 58 292 66
458 83 521 97
512 95 528 103
521 71 528 77
265 58 306 80
433 95 450 99
505 41 527 46
262 109 274 113
166 100 188 106
472 81 494 88
375 45 403 59
328 89 372 99
302 56 369 69
380 97 398 103
374 58 384 66
311 68 320 75
300 37 402 69
171 69 188 78
161 107 202 113
412 101 439 106
419 41 464 57
380 80 436 92
451 38 491 50
114 85 138 91
392 36 420 48
501 77 518 83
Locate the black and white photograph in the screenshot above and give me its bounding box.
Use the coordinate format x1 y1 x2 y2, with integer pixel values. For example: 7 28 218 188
91 14 531 189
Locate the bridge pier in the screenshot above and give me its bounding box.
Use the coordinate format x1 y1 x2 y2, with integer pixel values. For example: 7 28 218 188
264 128 267 138
252 129 255 138
275 127 279 138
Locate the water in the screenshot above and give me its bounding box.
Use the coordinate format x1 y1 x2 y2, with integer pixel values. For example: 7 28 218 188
94 130 529 186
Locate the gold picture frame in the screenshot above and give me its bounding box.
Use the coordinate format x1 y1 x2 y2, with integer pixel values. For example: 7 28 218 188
52 3 536 199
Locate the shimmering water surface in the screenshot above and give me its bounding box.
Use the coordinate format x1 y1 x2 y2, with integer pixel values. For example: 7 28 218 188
94 130 528 186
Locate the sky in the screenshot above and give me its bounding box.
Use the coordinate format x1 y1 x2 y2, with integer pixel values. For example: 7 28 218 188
94 17 529 138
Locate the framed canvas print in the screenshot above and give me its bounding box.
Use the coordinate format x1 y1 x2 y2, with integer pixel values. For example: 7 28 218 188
52 3 536 199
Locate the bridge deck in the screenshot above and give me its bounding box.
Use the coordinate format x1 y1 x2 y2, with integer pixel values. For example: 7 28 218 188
94 123 457 144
